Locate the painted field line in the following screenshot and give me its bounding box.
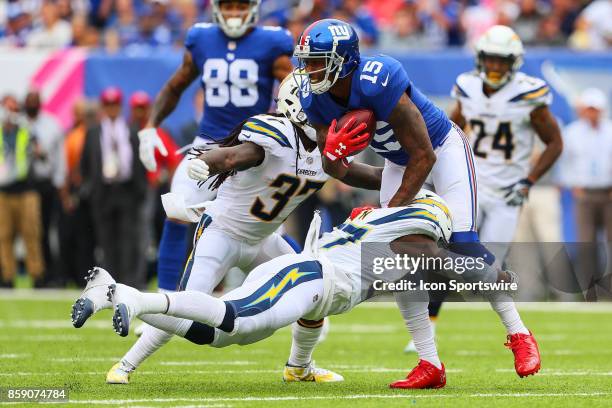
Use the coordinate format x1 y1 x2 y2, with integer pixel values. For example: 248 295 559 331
9 391 604 405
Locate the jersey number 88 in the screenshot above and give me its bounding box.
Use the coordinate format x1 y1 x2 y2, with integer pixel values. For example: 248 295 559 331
202 58 259 107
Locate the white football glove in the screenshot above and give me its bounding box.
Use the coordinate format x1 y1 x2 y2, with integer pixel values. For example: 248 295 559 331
138 128 168 171
187 158 210 182
502 178 533 206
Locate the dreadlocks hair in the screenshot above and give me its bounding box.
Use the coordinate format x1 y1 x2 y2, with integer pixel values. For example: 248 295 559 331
190 113 308 191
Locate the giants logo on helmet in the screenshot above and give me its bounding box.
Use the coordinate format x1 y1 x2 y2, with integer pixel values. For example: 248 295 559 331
328 25 351 41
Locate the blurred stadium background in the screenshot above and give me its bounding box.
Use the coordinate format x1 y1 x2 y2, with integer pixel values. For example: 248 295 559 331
0 0 610 292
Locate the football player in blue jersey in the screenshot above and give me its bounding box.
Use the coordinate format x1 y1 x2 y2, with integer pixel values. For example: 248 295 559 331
110 0 297 383
292 19 541 382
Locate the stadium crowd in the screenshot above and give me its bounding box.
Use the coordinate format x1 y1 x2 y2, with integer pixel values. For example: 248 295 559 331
0 0 611 51
0 1 611 290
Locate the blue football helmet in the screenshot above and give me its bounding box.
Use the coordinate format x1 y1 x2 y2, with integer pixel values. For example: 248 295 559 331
293 19 360 95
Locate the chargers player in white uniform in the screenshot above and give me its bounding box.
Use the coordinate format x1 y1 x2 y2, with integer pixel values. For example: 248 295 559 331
75 191 460 389
450 25 563 260
116 0 294 382
292 19 542 378
72 77 383 384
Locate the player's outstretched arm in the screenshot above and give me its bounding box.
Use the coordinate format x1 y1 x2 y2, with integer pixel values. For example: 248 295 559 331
147 51 199 128
528 105 563 183
387 93 436 207
449 101 467 130
340 163 383 190
193 142 265 177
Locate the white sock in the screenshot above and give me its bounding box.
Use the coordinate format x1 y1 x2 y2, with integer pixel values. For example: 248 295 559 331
166 291 226 327
489 300 529 335
138 292 170 315
395 295 442 369
288 321 322 366
121 325 172 371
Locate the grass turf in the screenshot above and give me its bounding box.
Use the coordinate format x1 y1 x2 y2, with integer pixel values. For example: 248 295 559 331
1 294 611 407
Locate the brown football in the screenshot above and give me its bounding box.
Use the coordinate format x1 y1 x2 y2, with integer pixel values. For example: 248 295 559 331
336 109 377 156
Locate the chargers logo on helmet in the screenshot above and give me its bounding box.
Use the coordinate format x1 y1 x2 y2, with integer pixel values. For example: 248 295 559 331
293 19 360 95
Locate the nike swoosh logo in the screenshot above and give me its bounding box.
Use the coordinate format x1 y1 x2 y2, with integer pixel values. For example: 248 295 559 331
381 73 389 87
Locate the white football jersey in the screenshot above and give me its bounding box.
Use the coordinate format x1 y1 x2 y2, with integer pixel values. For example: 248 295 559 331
452 71 552 194
204 114 329 242
310 192 453 319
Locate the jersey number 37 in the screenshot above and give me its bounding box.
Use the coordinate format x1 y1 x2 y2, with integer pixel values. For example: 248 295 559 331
203 59 259 107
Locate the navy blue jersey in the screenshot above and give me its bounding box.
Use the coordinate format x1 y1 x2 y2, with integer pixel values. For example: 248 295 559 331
185 23 293 141
301 55 451 165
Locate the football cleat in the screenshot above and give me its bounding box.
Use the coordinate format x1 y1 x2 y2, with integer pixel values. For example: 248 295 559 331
71 267 115 328
108 283 142 337
389 360 446 389
283 361 344 383
106 362 131 384
505 330 541 377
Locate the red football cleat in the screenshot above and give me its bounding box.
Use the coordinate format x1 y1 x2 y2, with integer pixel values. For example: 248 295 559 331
389 360 446 389
505 330 541 377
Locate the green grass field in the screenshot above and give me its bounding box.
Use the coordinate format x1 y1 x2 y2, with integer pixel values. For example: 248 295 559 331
1 292 612 407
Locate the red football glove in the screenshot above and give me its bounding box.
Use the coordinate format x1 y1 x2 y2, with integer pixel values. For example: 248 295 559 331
349 205 377 220
323 118 370 161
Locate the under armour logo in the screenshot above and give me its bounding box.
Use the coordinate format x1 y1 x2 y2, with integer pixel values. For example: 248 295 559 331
335 143 347 156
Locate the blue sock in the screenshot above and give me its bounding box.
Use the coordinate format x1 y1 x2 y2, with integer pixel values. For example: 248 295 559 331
449 231 496 266
157 220 188 291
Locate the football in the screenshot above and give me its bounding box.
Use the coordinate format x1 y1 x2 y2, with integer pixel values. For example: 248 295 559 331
336 109 377 155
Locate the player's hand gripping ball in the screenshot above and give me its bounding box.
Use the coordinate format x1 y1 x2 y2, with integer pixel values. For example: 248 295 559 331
323 109 376 161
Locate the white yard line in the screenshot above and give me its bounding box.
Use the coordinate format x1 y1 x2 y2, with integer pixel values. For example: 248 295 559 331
0 392 603 405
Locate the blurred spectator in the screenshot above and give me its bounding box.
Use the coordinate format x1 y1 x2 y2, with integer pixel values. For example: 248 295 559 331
80 87 148 288
135 1 174 48
89 0 115 29
59 100 96 286
24 90 66 287
336 0 379 46
535 14 566 46
1 3 33 47
112 0 140 48
513 0 547 45
559 87 612 299
71 13 101 48
379 2 425 51
416 0 463 47
570 0 612 50
0 94 45 288
26 0 73 49
129 90 181 285
559 88 612 215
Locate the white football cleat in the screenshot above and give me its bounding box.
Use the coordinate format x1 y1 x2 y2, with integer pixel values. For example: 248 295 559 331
71 267 115 328
106 362 131 384
108 283 143 337
283 361 344 383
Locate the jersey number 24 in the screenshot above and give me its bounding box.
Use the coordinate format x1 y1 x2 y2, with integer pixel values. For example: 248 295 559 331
470 120 515 160
202 59 258 107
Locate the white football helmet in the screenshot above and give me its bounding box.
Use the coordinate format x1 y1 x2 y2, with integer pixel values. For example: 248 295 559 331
212 0 260 39
475 25 524 89
276 73 316 141
413 189 453 244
